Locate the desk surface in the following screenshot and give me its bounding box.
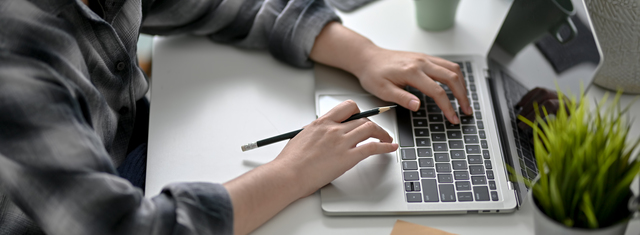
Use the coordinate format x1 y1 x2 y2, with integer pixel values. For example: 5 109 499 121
146 0 640 234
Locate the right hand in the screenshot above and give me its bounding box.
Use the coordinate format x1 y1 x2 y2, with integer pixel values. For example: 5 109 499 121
272 100 398 198
516 87 563 131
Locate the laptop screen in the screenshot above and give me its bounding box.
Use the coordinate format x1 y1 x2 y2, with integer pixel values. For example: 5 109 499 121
488 0 602 97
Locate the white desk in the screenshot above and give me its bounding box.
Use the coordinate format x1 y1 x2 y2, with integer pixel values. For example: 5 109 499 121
146 0 640 234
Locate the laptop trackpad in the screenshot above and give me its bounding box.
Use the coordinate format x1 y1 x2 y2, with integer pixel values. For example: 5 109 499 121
318 94 403 205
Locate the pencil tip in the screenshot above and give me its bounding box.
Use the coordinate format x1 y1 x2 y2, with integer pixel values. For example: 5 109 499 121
241 142 258 152
379 105 397 113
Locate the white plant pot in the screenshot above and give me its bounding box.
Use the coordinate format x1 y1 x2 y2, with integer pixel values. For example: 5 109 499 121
532 198 629 235
586 0 640 94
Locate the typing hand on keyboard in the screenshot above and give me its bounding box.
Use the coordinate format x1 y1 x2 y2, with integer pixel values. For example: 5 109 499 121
349 49 473 124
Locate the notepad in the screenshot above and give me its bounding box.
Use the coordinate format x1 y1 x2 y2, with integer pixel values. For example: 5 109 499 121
390 220 456 235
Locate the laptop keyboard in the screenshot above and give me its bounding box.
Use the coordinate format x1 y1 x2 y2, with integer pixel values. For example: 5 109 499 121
501 72 538 183
397 61 498 203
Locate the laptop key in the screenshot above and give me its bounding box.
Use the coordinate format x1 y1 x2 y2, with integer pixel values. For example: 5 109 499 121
464 135 479 143
452 161 468 170
454 170 470 180
491 191 499 201
449 140 464 149
438 174 454 183
489 181 497 190
473 102 480 110
396 106 414 147
415 129 430 137
465 62 472 72
413 182 422 191
439 184 456 202
468 155 483 164
404 171 420 181
473 186 490 201
418 148 433 157
445 121 461 129
468 75 475 82
412 109 427 117
472 92 478 101
482 150 490 159
427 105 441 113
481 140 488 149
456 181 471 191
405 182 413 191
470 165 485 175
429 114 443 122
447 131 462 139
436 163 452 173
475 111 482 119
451 150 466 159
420 168 436 178
422 179 439 202
416 138 431 146
430 124 445 132
431 133 446 142
462 126 477 134
486 170 494 179
407 193 422 202
458 192 474 201
413 119 428 127
472 176 487 185
479 130 486 139
477 121 485 129
470 84 477 92
402 161 418 170
419 158 434 167
401 149 417 160
435 153 450 162
460 116 474 124
466 145 481 154
485 160 493 169
433 143 448 152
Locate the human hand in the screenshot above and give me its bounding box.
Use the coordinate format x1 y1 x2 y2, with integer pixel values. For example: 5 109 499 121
272 100 398 198
516 87 562 131
353 48 473 124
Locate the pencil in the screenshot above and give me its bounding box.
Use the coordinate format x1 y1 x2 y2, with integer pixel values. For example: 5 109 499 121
241 105 397 152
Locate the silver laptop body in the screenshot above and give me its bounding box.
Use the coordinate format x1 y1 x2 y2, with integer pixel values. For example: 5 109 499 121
315 0 603 215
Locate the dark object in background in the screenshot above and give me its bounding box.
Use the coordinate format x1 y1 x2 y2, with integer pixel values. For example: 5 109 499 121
535 15 600 74
326 0 377 12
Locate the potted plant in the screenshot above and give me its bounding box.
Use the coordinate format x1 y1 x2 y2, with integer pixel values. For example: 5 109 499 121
518 90 640 234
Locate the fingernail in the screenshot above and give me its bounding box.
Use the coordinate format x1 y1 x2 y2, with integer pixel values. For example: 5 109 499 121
451 114 460 124
409 99 420 111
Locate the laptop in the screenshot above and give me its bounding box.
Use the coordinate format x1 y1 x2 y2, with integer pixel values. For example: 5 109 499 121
314 0 602 215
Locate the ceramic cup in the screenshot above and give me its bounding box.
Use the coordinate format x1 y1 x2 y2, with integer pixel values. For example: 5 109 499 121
495 0 577 55
414 0 461 31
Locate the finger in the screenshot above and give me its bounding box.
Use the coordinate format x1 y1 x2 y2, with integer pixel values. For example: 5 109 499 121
410 74 460 124
340 118 370 133
422 61 472 115
349 142 399 162
375 84 422 111
322 100 361 123
427 56 466 89
345 120 393 146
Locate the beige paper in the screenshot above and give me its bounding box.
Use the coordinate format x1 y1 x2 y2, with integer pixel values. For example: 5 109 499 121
390 220 457 235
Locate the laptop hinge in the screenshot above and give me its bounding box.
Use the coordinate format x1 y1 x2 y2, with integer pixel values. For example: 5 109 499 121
483 69 491 79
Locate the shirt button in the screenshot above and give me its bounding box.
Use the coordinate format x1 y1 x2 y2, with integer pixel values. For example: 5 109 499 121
116 61 126 71
118 106 129 115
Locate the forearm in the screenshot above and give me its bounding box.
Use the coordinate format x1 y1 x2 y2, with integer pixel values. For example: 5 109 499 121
223 160 302 235
310 22 379 78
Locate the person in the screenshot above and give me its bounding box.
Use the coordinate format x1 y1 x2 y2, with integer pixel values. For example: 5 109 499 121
0 0 472 234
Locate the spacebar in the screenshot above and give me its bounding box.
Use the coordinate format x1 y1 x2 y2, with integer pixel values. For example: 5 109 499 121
396 106 414 147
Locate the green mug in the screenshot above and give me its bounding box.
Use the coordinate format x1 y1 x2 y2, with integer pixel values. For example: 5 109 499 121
414 0 461 31
496 0 577 55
